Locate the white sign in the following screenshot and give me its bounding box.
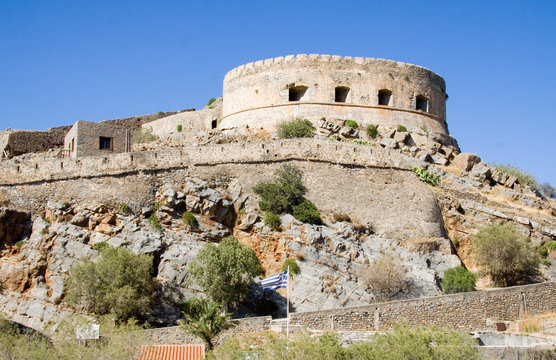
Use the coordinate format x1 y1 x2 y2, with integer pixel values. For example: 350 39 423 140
76 324 100 340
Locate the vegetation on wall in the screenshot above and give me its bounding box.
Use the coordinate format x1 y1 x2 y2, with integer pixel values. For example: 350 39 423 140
132 129 158 144
66 246 157 321
397 124 407 132
253 164 322 224
471 223 539 287
182 211 199 228
277 117 315 139
345 119 358 129
441 266 476 294
188 236 264 306
366 124 378 139
413 166 442 186
207 98 217 106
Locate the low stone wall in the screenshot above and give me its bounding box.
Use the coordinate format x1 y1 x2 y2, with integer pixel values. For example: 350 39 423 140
290 282 556 332
0 138 422 186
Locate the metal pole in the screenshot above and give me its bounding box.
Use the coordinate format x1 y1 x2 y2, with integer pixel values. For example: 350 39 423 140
286 266 290 341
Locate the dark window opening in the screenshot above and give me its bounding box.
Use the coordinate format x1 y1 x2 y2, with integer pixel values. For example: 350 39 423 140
378 89 392 106
289 86 308 101
211 119 218 129
335 86 349 102
416 95 429 112
70 138 75 152
99 136 112 150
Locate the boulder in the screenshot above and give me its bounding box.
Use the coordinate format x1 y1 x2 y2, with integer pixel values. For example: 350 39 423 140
379 137 398 149
238 213 259 231
452 153 481 172
393 131 408 144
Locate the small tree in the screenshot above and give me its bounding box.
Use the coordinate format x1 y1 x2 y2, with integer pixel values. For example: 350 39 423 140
358 255 409 301
66 246 157 321
277 117 315 139
253 164 305 214
281 258 301 278
180 298 237 351
189 236 264 306
471 223 539 287
441 266 476 294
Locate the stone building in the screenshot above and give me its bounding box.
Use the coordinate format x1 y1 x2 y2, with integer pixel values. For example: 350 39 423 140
0 126 70 159
220 54 451 139
64 121 131 158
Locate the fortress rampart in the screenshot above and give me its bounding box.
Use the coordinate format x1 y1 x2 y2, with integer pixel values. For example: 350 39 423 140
0 139 421 186
221 54 448 134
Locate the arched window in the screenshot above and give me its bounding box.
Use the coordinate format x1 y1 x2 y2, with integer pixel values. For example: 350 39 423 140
289 86 308 101
335 86 350 103
378 89 393 106
416 95 429 112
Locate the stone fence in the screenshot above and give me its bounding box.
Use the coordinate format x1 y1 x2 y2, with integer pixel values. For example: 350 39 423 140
0 139 422 186
141 282 555 344
290 281 556 332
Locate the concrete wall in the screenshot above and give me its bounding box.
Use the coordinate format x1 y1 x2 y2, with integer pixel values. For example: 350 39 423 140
222 54 448 134
64 121 130 158
290 282 556 332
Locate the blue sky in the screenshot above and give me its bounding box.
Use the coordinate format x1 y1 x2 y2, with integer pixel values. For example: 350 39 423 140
1 1 554 185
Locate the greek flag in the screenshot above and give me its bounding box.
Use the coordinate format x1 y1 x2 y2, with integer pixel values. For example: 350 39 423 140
261 269 288 291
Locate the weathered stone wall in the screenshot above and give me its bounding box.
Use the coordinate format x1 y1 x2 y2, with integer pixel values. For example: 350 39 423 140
222 54 448 134
0 127 71 158
64 121 130 158
290 282 556 332
0 139 422 186
142 106 219 139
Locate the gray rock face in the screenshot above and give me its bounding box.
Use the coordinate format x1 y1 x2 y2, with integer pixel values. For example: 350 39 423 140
452 153 481 172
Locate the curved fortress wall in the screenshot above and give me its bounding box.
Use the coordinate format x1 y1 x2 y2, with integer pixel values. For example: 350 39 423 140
221 54 449 135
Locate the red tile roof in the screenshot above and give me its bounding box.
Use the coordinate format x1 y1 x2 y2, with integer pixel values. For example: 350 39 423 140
137 344 205 360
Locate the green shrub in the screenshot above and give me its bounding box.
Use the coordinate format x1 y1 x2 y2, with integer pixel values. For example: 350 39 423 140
452 237 460 248
538 246 548 258
92 242 109 252
366 124 378 138
545 241 556 251
182 211 199 228
543 260 552 267
441 266 476 294
148 214 161 232
119 203 131 215
471 223 539 287
132 129 158 144
277 117 315 139
413 166 442 186
66 246 157 321
292 199 322 225
253 164 305 214
156 111 165 116
207 98 217 106
153 202 161 211
490 163 540 191
14 240 24 249
397 124 408 132
345 119 358 129
263 212 281 231
189 236 264 306
281 258 301 277
177 124 183 132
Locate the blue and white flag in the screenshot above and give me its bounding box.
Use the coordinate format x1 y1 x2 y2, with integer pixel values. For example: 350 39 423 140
261 269 288 291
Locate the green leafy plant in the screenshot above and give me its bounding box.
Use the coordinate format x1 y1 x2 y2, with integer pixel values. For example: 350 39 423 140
153 202 161 211
413 166 442 186
490 163 540 192
14 240 24 249
397 124 408 132
177 124 183 132
538 246 549 258
148 214 161 232
132 129 158 144
263 211 281 231
92 242 109 252
345 119 358 129
119 203 131 215
546 241 556 250
366 124 378 139
182 211 199 228
157 111 165 116
441 266 476 294
66 246 157 321
281 258 301 277
471 223 539 287
451 237 460 248
207 98 217 106
180 298 236 351
188 236 264 306
277 117 315 139
292 199 322 225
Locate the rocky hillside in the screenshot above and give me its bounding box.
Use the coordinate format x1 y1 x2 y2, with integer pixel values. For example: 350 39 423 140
0 122 554 334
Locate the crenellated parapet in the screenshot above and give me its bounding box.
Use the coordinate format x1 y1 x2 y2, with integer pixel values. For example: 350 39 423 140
221 54 449 136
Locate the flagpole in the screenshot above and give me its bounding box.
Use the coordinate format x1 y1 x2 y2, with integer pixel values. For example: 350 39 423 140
286 266 290 341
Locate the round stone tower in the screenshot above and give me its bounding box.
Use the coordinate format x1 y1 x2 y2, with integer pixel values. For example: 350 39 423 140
221 54 450 136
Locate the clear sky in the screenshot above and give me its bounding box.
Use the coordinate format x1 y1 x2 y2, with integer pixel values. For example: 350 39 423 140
1 0 554 185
